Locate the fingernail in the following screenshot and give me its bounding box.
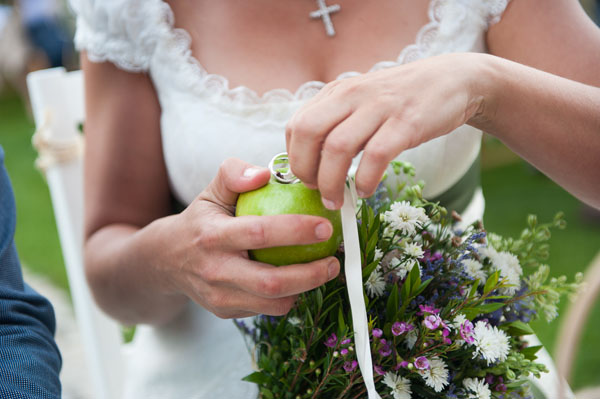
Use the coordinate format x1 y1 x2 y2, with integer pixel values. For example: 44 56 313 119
357 190 367 198
328 259 340 280
243 167 262 178
304 182 318 190
315 222 332 240
322 197 338 210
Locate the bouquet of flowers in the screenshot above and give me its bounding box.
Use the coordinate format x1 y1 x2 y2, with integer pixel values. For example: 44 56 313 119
236 163 581 399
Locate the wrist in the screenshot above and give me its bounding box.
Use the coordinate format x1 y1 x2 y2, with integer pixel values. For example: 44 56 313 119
466 53 505 130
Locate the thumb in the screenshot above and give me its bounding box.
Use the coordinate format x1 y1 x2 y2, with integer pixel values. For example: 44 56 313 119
199 158 271 212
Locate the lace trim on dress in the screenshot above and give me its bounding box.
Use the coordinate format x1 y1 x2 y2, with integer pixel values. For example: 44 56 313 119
488 0 511 26
72 0 170 72
156 0 446 106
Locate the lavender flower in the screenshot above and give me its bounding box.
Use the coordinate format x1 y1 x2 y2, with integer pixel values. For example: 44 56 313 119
379 339 392 357
460 320 476 344
372 328 383 338
392 321 414 336
414 356 430 370
424 314 442 330
343 360 358 373
324 333 337 348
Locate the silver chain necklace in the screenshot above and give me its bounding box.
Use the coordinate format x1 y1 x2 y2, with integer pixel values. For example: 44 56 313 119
310 0 341 37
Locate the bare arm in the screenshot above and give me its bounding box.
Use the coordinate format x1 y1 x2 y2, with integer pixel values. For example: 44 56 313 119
82 55 187 324
479 0 600 207
82 55 340 326
471 56 600 208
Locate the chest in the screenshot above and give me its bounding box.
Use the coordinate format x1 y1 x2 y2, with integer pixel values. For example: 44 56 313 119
165 0 431 95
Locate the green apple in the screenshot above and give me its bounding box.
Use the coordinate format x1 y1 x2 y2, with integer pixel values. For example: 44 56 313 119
235 179 343 266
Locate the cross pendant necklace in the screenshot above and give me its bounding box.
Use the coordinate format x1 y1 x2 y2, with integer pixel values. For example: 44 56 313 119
310 0 341 37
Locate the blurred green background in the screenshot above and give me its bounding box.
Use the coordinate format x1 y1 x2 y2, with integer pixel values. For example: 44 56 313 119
0 0 599 394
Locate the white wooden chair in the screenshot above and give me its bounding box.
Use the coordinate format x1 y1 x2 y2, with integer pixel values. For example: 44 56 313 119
556 250 600 399
27 67 124 399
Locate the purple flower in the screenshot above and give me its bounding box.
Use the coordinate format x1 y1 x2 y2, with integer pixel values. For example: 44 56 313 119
324 333 338 348
372 328 383 338
442 328 450 337
443 337 452 345
414 356 430 370
378 339 392 357
374 364 385 376
341 338 351 345
423 314 442 330
460 320 475 344
398 361 409 369
418 304 441 315
391 321 414 336
343 360 358 373
341 348 349 356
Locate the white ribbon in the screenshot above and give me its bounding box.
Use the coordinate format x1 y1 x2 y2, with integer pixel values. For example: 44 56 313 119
341 179 381 398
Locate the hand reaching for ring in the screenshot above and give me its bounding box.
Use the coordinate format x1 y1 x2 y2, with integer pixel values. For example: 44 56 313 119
286 53 487 209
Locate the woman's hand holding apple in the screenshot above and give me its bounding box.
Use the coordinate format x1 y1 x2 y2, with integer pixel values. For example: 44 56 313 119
162 158 340 319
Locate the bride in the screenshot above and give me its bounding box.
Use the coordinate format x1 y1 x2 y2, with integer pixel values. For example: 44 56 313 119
70 0 600 397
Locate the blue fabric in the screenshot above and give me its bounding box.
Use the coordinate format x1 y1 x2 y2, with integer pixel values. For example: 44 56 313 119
0 146 62 399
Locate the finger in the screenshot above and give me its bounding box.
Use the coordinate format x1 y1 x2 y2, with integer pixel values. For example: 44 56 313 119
355 118 416 197
199 158 271 211
199 285 298 318
286 99 352 188
219 214 333 250
317 108 385 209
220 256 340 299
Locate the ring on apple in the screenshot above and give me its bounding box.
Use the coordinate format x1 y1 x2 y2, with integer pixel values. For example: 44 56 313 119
235 154 342 266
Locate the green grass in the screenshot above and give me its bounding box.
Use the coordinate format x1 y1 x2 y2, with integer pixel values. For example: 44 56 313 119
1 89 599 390
0 90 68 291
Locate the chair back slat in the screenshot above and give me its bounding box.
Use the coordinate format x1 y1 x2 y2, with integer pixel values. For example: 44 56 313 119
27 68 124 399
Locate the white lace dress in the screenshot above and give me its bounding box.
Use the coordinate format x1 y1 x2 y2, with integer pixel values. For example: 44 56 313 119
69 0 510 397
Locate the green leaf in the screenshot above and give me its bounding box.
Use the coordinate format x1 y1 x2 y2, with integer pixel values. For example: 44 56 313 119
386 284 399 321
408 261 420 289
305 307 314 327
521 345 543 361
338 307 346 336
484 270 500 295
502 321 535 336
505 379 530 389
400 274 412 306
476 302 506 314
362 260 380 279
469 280 480 298
242 371 270 384
366 233 379 260
412 278 432 297
316 287 323 311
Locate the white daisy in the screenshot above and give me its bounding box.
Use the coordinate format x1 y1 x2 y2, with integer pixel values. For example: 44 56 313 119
404 242 424 259
463 377 492 399
383 201 429 236
287 317 301 326
383 372 412 399
472 321 510 365
462 259 487 284
365 268 386 298
489 251 523 295
390 258 420 280
419 356 449 392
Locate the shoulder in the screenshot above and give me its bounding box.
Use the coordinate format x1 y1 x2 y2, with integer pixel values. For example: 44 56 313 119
69 0 171 72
